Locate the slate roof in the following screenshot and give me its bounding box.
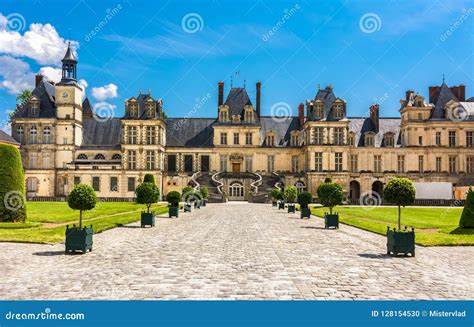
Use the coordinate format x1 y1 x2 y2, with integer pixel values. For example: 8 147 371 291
165 118 215 147
260 116 301 147
81 118 122 148
348 117 401 147
62 43 77 62
224 88 252 116
430 83 459 119
0 130 19 145
13 80 56 119
308 87 346 121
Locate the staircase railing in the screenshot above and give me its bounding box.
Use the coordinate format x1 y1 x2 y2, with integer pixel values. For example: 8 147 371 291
272 172 284 190
249 172 263 195
191 171 202 190
211 172 224 195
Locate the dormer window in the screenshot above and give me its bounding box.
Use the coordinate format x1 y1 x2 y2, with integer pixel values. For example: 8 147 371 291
384 133 394 147
333 103 344 119
128 101 138 118
29 98 40 117
219 108 229 122
315 103 324 118
266 132 276 146
349 132 356 146
365 133 375 147
291 132 300 146
146 100 155 118
244 108 254 123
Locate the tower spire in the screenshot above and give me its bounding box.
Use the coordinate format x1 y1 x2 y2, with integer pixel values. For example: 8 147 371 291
61 42 77 83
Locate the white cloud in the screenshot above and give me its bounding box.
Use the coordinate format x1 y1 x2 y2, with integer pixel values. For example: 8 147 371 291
0 55 33 94
91 83 118 101
38 66 61 83
78 79 88 91
0 13 78 65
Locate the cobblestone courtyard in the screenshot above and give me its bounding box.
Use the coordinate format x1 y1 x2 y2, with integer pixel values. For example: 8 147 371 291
0 203 472 300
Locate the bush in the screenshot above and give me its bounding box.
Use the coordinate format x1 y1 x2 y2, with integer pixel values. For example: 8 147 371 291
166 191 181 207
271 188 283 201
317 182 343 214
135 182 160 213
0 144 26 222
200 187 209 199
459 188 474 228
284 186 298 203
143 173 156 185
67 184 97 228
324 176 332 183
384 178 416 230
297 192 313 209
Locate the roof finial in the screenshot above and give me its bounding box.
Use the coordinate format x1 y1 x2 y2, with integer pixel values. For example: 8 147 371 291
243 78 246 88
317 83 320 90
442 73 445 84
231 76 233 88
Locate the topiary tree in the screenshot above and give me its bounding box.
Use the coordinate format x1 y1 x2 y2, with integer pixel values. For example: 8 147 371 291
67 184 97 228
271 188 282 201
384 178 416 230
297 191 313 209
200 187 209 199
143 173 156 185
317 182 343 214
459 187 474 228
0 144 26 222
135 182 160 213
324 176 332 183
166 191 181 207
284 186 298 204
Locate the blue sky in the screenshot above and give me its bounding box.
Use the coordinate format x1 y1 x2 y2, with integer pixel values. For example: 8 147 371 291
0 0 473 128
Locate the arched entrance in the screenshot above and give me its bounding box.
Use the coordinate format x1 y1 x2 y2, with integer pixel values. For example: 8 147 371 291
349 181 360 202
295 181 306 193
372 181 384 199
228 181 244 201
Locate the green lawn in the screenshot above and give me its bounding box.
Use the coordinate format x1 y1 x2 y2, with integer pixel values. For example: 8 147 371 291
311 206 474 246
0 202 169 244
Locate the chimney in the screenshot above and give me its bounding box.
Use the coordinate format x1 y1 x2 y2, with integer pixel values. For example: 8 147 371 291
370 104 380 132
450 85 465 101
218 81 224 107
35 74 43 87
428 86 441 103
256 81 261 117
298 103 305 126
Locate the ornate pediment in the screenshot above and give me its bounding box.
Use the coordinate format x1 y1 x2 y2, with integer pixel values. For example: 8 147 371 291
229 153 243 162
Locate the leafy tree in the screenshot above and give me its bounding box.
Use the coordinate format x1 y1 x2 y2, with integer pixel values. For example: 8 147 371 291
284 186 298 203
166 191 181 207
135 182 160 213
459 188 474 228
0 144 26 222
143 173 155 185
317 182 343 214
383 178 416 230
200 187 209 199
67 184 97 228
297 192 313 209
16 89 32 105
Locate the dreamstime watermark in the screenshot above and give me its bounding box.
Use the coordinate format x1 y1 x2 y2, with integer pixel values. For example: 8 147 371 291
5 13 26 32
262 4 301 42
3 190 26 212
4 307 85 321
182 189 203 205
359 191 382 210
270 102 292 123
447 104 470 122
92 102 115 123
181 13 204 33
174 93 211 130
359 13 382 34
84 4 124 42
440 7 474 42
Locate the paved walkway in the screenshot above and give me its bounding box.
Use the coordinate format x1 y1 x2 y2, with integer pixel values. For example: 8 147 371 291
0 203 472 300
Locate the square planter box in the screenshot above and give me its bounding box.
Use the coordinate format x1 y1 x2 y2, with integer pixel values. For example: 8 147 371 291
184 203 192 212
288 204 296 213
65 225 93 254
141 212 155 227
387 227 415 257
300 207 311 219
272 201 277 207
202 200 207 207
169 206 179 218
324 213 339 229
278 202 285 210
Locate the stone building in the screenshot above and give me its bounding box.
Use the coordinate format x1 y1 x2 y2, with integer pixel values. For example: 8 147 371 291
10 45 474 201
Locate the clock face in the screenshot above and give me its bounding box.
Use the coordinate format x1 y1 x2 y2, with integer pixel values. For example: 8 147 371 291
62 91 69 98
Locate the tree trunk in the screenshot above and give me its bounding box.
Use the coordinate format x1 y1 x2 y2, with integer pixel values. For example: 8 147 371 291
398 205 401 230
79 210 83 229
147 204 151 213
330 207 333 215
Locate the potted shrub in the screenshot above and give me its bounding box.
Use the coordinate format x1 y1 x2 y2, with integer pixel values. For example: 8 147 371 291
317 180 343 229
200 187 209 206
135 182 160 228
459 187 474 228
284 186 298 213
384 178 416 256
65 184 96 254
270 188 280 207
298 191 312 219
167 191 181 218
182 186 194 212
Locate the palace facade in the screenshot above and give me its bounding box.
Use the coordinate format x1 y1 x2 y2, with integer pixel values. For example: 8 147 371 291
10 45 474 202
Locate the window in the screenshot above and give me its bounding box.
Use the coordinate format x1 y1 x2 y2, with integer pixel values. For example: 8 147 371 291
29 101 39 117
244 110 253 123
333 103 343 119
397 155 405 173
146 151 156 170
467 131 473 148
74 177 81 185
267 155 275 172
245 156 253 172
291 156 299 173
112 154 121 160
92 177 100 192
146 126 156 145
266 135 275 146
449 156 457 174
315 104 323 118
333 128 344 145
245 132 252 145
220 155 227 172
220 109 228 122
220 133 227 145
233 133 239 145
467 157 474 174
435 132 441 146
315 152 323 172
26 177 38 192
77 154 88 160
43 127 52 144
291 134 299 146
63 137 68 145
110 177 118 192
128 177 136 192
95 154 105 160
128 150 137 170
127 126 137 144
42 153 50 168
167 154 176 172
295 181 305 193
418 155 424 173
374 155 382 173
350 155 358 173
128 102 138 117
29 153 37 168
29 126 37 143
449 131 456 147
16 126 24 144
184 155 193 173
146 101 155 118
384 134 394 147
349 133 355 146
365 133 374 147
436 157 442 173
314 128 323 145
200 155 210 172
335 153 343 172
418 136 423 146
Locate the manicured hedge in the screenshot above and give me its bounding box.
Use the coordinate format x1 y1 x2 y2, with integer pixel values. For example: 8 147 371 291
0 144 26 222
